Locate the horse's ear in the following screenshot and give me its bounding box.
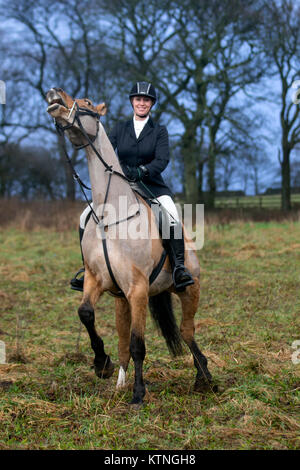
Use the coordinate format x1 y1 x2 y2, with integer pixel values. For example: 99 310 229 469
96 103 107 116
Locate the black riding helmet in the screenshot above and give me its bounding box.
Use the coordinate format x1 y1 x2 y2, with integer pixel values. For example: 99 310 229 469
129 82 157 104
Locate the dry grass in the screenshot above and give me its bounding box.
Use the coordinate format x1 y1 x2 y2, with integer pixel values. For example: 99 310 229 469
0 199 84 231
1 199 300 231
0 203 299 449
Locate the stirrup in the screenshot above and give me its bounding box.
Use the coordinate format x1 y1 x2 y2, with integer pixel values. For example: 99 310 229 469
70 268 85 292
173 265 194 292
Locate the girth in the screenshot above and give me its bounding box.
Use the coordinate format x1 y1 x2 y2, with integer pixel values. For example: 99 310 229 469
84 189 168 298
105 239 167 298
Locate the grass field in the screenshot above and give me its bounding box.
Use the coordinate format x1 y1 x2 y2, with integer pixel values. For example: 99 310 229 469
0 220 299 450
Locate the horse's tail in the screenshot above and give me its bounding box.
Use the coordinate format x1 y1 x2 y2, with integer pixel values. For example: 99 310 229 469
148 291 184 357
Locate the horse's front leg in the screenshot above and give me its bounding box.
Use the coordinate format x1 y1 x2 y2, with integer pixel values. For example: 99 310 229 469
78 264 114 379
115 297 131 389
127 269 149 406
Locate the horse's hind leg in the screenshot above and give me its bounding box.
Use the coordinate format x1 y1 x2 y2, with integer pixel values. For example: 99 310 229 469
115 297 131 389
127 270 149 406
78 265 114 379
178 279 212 391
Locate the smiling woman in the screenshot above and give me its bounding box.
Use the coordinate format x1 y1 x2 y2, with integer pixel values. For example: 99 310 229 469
132 96 153 120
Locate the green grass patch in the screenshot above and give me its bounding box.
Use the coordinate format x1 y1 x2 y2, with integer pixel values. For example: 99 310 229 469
0 222 299 449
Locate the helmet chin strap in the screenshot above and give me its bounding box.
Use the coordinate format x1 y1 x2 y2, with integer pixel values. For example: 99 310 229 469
136 112 149 119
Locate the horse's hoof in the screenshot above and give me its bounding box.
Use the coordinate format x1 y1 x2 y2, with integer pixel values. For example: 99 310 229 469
94 359 115 379
194 378 216 393
129 400 144 410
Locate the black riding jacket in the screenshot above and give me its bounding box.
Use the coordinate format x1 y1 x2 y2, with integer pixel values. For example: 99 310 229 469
108 117 173 198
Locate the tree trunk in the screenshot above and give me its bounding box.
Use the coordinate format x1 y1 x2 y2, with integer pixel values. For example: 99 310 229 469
197 158 205 203
57 135 76 201
281 146 291 211
65 162 76 201
183 150 198 204
207 145 216 209
253 166 259 196
182 129 199 204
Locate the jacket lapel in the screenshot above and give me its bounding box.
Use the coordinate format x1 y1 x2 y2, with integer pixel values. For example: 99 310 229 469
127 119 136 141
127 117 155 142
137 117 155 142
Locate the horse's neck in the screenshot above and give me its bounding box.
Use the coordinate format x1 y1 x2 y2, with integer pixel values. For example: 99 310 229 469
85 122 137 215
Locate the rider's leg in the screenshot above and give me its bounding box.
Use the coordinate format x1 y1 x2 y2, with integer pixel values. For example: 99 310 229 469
157 195 194 291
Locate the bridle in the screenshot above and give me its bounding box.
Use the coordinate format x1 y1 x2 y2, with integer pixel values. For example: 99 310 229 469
54 100 140 224
54 100 144 295
54 98 169 208
53 97 168 296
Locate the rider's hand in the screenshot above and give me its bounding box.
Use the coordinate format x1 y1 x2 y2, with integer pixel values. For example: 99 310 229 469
126 165 149 182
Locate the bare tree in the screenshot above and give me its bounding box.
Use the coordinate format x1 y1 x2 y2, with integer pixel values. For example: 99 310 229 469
260 0 300 210
0 0 280 206
0 0 114 199
100 0 265 205
175 0 264 206
0 142 63 199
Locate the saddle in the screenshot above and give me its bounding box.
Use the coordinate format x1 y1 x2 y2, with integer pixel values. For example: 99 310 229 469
129 183 171 238
99 185 169 298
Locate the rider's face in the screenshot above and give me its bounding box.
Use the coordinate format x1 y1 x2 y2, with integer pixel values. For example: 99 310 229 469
132 96 153 119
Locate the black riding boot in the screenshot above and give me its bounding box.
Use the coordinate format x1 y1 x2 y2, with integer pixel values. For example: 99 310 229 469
70 227 85 292
166 224 194 291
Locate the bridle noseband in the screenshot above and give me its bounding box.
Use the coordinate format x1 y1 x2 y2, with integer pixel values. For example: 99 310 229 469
54 99 141 225
55 100 101 150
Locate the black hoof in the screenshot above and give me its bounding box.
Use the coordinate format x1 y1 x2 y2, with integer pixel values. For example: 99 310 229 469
194 378 216 393
94 358 115 379
129 399 144 409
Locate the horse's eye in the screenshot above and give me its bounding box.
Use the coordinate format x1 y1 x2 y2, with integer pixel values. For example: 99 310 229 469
84 99 91 105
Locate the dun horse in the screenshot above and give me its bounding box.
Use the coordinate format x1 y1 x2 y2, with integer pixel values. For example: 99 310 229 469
46 88 213 406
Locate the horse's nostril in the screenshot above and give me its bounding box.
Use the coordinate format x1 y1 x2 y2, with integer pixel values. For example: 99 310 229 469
46 89 56 102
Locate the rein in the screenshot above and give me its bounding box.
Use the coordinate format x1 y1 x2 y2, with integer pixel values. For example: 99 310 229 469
55 102 141 225
54 100 168 296
54 101 142 295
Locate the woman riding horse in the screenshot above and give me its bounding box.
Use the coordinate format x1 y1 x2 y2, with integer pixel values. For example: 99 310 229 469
46 85 214 405
71 81 194 292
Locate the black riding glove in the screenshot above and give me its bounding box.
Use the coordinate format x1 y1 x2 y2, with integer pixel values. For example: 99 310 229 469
126 165 149 182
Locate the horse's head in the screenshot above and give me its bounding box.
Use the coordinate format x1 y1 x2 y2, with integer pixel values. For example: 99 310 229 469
46 87 107 146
